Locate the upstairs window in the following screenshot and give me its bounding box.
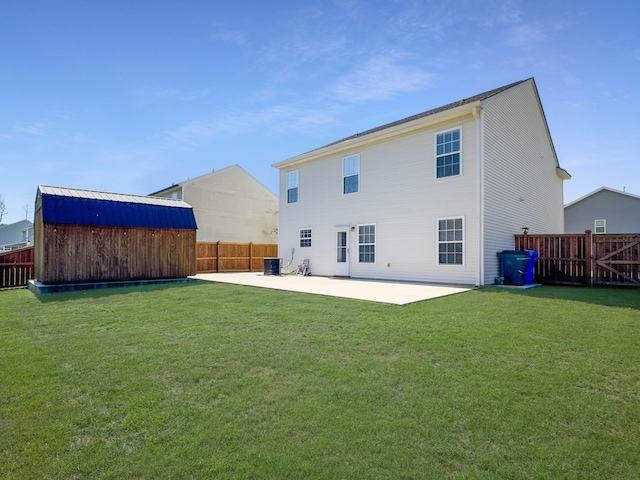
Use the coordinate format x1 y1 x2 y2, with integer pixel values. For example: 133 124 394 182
287 171 299 203
438 217 464 265
343 154 359 194
594 219 606 234
436 128 461 178
299 228 312 247
358 224 375 263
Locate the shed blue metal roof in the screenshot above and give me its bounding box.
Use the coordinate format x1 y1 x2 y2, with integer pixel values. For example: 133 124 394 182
38 186 197 230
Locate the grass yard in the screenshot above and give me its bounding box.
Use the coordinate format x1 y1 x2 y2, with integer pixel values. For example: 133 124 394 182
1 282 639 479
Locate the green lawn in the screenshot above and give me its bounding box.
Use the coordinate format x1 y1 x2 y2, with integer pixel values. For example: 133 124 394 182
1 282 639 479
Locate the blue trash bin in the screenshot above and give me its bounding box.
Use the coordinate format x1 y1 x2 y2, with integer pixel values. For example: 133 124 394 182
497 250 538 286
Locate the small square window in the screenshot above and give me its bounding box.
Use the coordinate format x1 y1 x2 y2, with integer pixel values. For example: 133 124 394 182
300 228 312 247
594 219 606 234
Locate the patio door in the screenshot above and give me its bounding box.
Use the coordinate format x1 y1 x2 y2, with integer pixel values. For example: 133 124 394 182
335 226 350 277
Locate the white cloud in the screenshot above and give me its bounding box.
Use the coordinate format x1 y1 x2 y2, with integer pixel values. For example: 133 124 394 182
209 23 247 46
15 122 53 136
135 86 181 98
507 23 547 49
180 89 211 101
133 86 210 101
330 52 434 102
481 0 522 26
161 103 342 147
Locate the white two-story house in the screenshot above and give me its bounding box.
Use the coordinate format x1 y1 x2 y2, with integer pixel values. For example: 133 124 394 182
273 78 570 286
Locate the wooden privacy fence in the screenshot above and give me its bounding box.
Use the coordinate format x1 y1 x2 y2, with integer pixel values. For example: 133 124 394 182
0 246 35 289
515 230 640 287
196 242 278 273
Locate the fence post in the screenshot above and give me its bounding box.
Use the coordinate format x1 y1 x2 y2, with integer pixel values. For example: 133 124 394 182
523 229 528 250
216 241 220 273
585 230 593 287
249 242 253 272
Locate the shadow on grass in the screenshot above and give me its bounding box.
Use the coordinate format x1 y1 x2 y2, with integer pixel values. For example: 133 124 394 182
478 284 640 311
32 279 207 304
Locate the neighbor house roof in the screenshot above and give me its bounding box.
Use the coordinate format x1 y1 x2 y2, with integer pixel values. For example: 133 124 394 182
274 78 540 169
37 185 197 229
0 219 33 247
149 164 275 198
564 186 640 208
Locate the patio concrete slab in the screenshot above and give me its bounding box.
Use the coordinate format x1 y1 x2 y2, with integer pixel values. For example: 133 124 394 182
193 273 472 305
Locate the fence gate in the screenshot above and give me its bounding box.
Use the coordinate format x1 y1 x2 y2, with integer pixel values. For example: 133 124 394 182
593 234 640 286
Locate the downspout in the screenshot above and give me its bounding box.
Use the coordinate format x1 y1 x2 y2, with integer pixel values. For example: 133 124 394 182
472 106 484 287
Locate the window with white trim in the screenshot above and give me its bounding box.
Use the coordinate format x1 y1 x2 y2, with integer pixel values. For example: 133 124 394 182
343 154 359 194
299 228 312 247
436 128 461 178
438 217 464 265
358 224 375 263
287 171 299 203
594 219 606 234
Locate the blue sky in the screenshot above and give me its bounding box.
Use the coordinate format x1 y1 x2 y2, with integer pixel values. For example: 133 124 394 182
1 0 639 225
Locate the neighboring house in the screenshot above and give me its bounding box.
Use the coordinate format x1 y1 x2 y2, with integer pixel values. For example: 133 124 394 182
151 165 278 244
34 185 197 284
273 78 571 286
0 219 34 251
565 187 640 234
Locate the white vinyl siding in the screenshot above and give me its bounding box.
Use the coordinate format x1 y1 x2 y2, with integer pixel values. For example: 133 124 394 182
482 80 565 285
277 118 478 285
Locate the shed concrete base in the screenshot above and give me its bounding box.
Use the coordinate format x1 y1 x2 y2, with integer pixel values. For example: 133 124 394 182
28 277 198 295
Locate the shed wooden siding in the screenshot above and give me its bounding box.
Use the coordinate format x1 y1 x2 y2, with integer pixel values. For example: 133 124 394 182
482 81 565 284
34 186 197 284
37 223 196 284
278 115 479 285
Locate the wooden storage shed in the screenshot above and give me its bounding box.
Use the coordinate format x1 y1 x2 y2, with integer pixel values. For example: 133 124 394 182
34 185 198 284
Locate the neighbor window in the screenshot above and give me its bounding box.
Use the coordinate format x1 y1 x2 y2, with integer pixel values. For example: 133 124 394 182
358 224 375 263
438 217 464 265
594 219 606 234
287 171 299 203
299 228 312 247
343 154 359 194
436 128 461 178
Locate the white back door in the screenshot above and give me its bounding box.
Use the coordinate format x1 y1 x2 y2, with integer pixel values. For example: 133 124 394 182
335 226 350 277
